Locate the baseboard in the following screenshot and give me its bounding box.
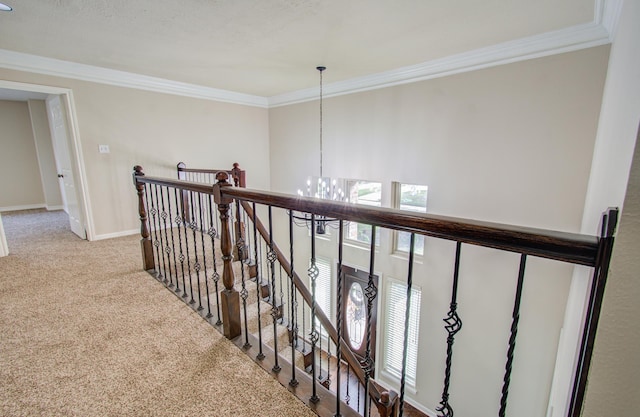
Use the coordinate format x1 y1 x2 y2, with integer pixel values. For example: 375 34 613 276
93 229 139 241
0 203 46 212
46 205 64 211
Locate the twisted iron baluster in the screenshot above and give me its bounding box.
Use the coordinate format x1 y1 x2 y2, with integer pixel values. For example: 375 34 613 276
288 211 299 387
363 225 378 417
498 254 527 417
399 233 417 417
308 215 320 403
334 220 344 417
436 242 463 417
267 206 281 373
173 189 187 296
166 188 180 293
207 195 222 325
252 203 265 360
199 193 213 318
236 200 251 349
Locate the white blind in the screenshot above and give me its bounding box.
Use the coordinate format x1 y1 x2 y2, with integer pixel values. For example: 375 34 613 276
314 257 332 325
384 280 421 385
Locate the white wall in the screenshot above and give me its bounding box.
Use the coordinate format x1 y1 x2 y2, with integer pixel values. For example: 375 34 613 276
581 0 640 415
0 69 271 239
0 100 46 210
269 46 609 417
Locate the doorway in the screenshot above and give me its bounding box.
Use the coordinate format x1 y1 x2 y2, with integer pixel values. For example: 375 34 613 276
340 264 379 370
0 81 91 254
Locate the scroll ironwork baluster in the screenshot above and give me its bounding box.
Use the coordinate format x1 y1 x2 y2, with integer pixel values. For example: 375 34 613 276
236 200 251 349
251 202 265 360
159 186 173 287
436 241 463 417
183 191 195 304
207 195 222 325
189 191 203 310
363 225 378 417
267 206 281 373
288 211 299 387
498 254 527 417
149 184 164 281
173 188 187 296
167 188 180 293
152 184 167 282
308 215 320 403
199 193 213 318
144 183 160 276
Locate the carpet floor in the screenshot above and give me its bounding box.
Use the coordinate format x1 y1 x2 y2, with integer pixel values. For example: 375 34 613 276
0 209 316 417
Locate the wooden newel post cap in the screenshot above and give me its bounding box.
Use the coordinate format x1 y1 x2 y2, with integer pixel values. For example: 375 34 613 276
233 162 240 169
380 391 390 405
133 165 144 176
216 171 229 183
213 171 233 205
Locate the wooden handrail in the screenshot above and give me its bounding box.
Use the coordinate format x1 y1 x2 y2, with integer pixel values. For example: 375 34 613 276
135 176 598 266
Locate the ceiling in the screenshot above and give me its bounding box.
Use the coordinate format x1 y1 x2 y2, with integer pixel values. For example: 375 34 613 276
0 0 612 100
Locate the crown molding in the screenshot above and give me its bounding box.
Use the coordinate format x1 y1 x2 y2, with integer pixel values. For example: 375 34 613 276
0 1 615 109
268 21 611 107
0 49 269 108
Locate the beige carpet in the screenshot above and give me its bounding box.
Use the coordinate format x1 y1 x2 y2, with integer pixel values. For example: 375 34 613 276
0 209 316 417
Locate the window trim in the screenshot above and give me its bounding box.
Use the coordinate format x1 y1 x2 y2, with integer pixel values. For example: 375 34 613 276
391 181 428 257
343 178 383 247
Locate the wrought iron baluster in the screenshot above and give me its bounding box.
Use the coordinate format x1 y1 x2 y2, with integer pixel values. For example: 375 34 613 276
288 211 299 387
144 184 160 277
236 200 251 349
159 186 174 288
166 188 180 293
267 206 281 373
252 202 265 360
172 188 187 296
308 215 320 403
335 220 344 417
363 225 378 417
399 233 417 417
207 195 222 325
199 193 213 318
498 254 527 417
189 191 203 310
151 184 167 282
183 192 195 304
436 241 463 417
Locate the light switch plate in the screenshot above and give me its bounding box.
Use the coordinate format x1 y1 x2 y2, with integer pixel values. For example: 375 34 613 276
98 145 110 154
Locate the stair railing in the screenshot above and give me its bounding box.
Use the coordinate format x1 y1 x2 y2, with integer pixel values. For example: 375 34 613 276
133 164 617 417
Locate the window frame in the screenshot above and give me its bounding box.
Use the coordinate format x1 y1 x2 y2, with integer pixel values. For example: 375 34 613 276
392 181 428 257
343 178 383 247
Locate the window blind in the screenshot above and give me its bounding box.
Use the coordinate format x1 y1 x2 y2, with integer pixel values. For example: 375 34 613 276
384 280 421 385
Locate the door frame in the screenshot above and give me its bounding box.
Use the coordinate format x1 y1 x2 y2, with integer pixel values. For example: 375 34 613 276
0 80 94 240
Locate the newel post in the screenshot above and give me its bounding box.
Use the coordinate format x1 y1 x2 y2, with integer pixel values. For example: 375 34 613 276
133 165 155 271
213 171 241 339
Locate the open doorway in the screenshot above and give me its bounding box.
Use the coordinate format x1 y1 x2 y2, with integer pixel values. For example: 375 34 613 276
0 81 92 256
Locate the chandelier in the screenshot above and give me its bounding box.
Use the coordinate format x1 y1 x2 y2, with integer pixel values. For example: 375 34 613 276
294 66 345 234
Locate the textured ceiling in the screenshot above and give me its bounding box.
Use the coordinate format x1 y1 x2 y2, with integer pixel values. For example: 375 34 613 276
0 0 595 97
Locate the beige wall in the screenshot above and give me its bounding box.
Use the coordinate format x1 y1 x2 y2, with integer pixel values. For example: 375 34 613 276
269 46 609 417
582 0 640 415
0 100 45 209
0 70 270 238
28 99 63 210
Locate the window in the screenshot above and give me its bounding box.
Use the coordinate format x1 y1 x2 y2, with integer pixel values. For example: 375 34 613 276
393 182 428 256
383 279 422 385
345 180 382 245
313 257 332 329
